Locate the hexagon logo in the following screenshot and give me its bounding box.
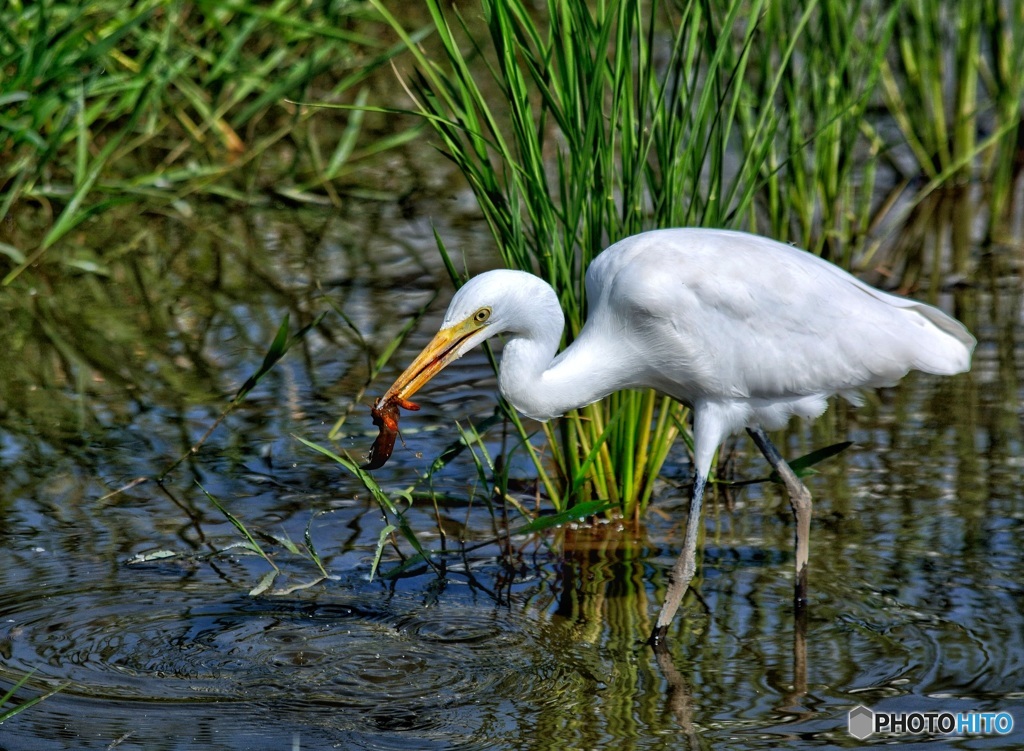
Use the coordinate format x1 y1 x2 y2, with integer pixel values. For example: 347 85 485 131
848 705 874 739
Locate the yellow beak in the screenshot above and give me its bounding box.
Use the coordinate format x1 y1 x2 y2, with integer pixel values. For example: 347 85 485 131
381 315 487 406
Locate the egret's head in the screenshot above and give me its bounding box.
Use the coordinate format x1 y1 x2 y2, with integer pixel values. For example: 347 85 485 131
380 269 544 406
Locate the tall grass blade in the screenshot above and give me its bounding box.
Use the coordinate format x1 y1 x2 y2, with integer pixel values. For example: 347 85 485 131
198 482 279 572
373 0 856 517
0 671 65 722
370 523 398 581
293 434 439 575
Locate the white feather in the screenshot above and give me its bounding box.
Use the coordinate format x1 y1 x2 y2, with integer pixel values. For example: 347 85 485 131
441 228 975 477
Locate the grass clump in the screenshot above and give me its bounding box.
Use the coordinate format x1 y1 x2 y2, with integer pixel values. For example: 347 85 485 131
755 0 898 264
881 0 1024 216
0 0 420 282
373 0 892 518
368 0 1024 519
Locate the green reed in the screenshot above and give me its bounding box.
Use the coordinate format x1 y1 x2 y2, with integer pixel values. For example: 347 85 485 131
754 0 897 265
0 671 64 722
881 0 1024 212
373 0 880 517
979 0 1024 223
0 0 418 283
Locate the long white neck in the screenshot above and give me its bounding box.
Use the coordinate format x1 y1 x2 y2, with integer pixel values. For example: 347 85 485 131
494 283 623 422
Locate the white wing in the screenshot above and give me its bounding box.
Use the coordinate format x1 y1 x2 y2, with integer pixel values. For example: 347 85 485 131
582 228 975 405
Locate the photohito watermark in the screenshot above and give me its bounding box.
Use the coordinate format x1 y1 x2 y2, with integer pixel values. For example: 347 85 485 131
848 705 1014 740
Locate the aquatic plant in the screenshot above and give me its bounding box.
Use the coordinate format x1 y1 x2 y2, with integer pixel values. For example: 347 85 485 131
0 0 420 283
368 0 1024 517
371 0 899 517
754 0 898 264
881 0 1024 192
0 672 63 722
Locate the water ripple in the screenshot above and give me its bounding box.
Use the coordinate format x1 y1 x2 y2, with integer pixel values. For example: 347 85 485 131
0 580 544 715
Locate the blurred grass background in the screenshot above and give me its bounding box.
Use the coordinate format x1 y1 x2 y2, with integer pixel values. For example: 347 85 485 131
0 0 427 282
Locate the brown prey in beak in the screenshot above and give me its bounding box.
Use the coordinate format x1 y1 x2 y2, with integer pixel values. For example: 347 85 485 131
362 315 488 470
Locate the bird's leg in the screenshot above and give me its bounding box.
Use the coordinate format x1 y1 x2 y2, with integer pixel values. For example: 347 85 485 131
746 427 812 609
649 473 707 650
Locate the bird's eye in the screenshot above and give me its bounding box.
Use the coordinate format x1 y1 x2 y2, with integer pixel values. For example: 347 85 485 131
474 307 491 323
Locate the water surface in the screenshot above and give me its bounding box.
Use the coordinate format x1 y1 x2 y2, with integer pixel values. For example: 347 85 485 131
1 185 1022 750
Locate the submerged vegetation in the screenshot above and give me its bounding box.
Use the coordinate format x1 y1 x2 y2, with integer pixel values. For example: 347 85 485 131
373 0 1022 517
0 672 64 723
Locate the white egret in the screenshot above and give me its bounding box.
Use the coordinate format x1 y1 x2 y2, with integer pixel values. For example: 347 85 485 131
369 228 975 647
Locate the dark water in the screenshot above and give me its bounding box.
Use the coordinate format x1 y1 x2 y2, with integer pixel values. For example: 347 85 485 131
1 184 1023 750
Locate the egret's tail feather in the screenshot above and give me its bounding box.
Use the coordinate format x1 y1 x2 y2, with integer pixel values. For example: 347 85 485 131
908 303 975 375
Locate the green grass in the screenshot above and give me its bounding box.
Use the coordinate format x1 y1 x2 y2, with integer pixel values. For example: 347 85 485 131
3 0 1020 552
365 0 1023 520
371 0 900 517
881 0 1024 215
0 672 64 722
0 0 422 283
358 0 1024 520
755 0 898 263
982 0 1024 220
